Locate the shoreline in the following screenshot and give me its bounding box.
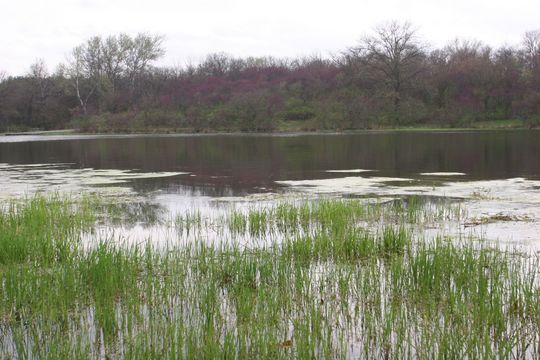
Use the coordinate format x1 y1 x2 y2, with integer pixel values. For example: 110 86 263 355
1 125 535 138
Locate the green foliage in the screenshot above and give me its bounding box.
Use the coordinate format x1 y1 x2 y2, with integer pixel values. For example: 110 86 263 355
283 98 316 121
1 193 540 358
3 34 540 133
0 195 95 265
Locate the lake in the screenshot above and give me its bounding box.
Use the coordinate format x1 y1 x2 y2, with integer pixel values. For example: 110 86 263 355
3 129 540 358
1 130 540 246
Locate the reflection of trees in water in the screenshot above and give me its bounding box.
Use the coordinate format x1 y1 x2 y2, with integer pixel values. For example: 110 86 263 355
1 132 539 189
129 177 272 197
98 201 166 227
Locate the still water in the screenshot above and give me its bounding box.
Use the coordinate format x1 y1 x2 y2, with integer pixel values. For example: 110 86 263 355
1 130 539 192
1 130 539 245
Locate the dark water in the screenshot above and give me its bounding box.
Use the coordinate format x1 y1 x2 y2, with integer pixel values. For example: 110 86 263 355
1 130 539 196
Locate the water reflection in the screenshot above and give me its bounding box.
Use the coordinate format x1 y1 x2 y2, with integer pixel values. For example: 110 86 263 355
1 131 540 245
1 131 539 198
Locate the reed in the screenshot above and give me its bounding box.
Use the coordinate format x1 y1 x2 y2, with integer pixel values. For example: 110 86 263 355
0 195 538 359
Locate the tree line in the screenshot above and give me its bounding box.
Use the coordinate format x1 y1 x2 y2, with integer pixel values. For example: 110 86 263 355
1 21 540 132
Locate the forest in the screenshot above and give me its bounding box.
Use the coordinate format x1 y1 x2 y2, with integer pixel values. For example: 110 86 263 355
1 21 540 133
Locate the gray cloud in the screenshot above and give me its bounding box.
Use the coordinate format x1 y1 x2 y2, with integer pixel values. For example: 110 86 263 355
1 0 539 75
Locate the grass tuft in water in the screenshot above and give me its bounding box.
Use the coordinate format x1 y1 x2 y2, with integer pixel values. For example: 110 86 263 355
1 195 539 358
0 194 95 265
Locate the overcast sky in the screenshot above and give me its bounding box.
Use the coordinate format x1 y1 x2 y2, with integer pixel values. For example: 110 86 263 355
1 0 539 75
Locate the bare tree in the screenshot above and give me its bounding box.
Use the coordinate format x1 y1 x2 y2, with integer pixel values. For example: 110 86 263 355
354 21 426 124
125 33 165 91
65 33 164 114
522 29 540 71
28 58 51 106
197 52 233 77
101 34 131 94
66 43 101 115
0 70 7 83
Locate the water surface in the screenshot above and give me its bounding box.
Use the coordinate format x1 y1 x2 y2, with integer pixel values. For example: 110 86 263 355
1 130 539 246
1 130 539 192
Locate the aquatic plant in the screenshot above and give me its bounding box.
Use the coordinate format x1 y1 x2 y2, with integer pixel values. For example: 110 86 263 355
1 195 538 359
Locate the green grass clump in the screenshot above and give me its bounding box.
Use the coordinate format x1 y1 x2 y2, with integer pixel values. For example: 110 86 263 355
282 226 408 263
1 195 539 359
0 194 95 265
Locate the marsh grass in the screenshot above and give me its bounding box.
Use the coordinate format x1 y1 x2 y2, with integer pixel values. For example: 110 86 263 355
0 195 538 359
0 194 95 265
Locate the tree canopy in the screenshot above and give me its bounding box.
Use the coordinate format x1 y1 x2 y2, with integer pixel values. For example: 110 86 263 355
1 23 540 132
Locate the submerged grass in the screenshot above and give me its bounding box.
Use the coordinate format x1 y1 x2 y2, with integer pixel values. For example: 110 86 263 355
0 194 95 265
0 195 538 359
